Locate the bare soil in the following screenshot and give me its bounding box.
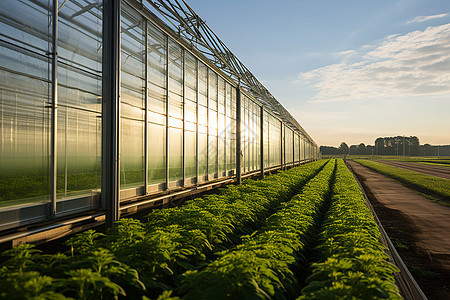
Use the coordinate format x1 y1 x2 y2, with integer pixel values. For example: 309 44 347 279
377 160 450 180
348 161 450 300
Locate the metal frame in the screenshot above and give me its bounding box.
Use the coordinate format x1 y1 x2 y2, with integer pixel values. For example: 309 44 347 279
0 0 321 235
50 0 58 217
144 19 149 194
144 0 315 142
260 106 264 178
236 86 242 184
165 34 170 189
102 0 121 227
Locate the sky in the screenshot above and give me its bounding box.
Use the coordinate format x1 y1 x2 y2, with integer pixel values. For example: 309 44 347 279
186 0 450 147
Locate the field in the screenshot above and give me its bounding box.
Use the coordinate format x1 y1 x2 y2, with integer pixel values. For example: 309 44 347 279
0 159 402 299
350 160 450 299
354 159 450 206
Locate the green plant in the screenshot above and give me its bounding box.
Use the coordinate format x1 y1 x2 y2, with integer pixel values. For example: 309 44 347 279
299 159 402 299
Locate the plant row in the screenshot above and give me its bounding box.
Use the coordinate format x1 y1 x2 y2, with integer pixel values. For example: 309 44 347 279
0 160 328 299
299 159 402 299
178 159 337 299
355 159 450 203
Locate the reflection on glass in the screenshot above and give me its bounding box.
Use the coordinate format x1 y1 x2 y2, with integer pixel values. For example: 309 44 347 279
148 123 166 184
185 131 196 179
57 108 101 198
169 127 182 181
148 21 167 185
120 4 145 190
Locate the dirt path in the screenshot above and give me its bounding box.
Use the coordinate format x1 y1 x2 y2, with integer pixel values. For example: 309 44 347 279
377 160 450 180
348 161 450 300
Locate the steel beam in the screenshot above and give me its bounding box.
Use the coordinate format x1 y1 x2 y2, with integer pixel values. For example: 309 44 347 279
165 36 169 189
236 86 242 184
102 0 121 228
260 106 264 178
144 20 149 194
50 0 58 217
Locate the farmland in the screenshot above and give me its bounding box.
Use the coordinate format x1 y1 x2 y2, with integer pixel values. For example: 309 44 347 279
350 160 450 299
0 159 403 299
354 159 450 206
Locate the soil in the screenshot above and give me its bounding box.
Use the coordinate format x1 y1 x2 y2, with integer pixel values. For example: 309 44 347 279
348 161 450 300
376 160 450 180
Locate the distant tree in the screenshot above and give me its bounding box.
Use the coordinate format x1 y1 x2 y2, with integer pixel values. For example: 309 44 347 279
349 145 358 155
319 146 340 155
357 143 366 155
375 138 384 155
339 142 349 155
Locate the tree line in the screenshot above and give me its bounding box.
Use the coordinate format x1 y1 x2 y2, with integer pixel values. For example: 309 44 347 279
320 136 450 156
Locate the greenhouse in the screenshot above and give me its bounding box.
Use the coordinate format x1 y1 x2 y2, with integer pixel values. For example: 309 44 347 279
0 0 319 237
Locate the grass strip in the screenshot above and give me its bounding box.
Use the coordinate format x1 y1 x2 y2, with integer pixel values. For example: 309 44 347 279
179 159 336 299
299 159 402 299
354 159 450 204
0 160 328 300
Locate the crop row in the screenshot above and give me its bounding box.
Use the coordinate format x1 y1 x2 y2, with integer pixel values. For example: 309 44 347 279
355 159 450 204
299 159 401 299
179 159 336 299
0 160 328 299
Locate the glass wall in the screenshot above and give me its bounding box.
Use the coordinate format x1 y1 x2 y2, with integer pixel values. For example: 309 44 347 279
198 62 208 182
241 95 260 173
218 77 226 175
208 70 218 178
168 39 183 183
120 4 145 189
0 0 103 208
285 127 293 165
263 111 270 168
226 83 237 173
184 52 197 181
294 133 300 163
147 22 167 186
268 114 281 167
0 1 51 207
58 0 102 199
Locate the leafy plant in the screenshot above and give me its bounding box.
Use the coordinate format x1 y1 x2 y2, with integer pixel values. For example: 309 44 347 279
299 159 402 299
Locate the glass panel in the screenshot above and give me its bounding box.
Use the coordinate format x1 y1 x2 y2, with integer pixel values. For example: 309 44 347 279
120 4 145 190
169 127 182 181
0 0 51 207
185 130 196 179
208 136 217 175
57 0 103 203
185 52 197 102
58 0 102 113
120 118 144 188
168 39 183 121
218 77 225 114
198 62 207 106
198 133 207 179
148 123 166 184
263 112 269 168
57 107 101 198
218 116 225 173
148 22 167 185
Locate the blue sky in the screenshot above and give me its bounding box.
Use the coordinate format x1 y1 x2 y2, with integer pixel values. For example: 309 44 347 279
186 0 450 147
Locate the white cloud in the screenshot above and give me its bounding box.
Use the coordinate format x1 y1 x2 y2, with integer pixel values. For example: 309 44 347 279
406 13 448 24
296 23 450 102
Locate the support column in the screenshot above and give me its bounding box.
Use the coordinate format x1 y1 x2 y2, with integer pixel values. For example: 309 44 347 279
102 0 121 228
50 0 58 216
260 106 264 178
144 20 148 194
236 87 242 184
